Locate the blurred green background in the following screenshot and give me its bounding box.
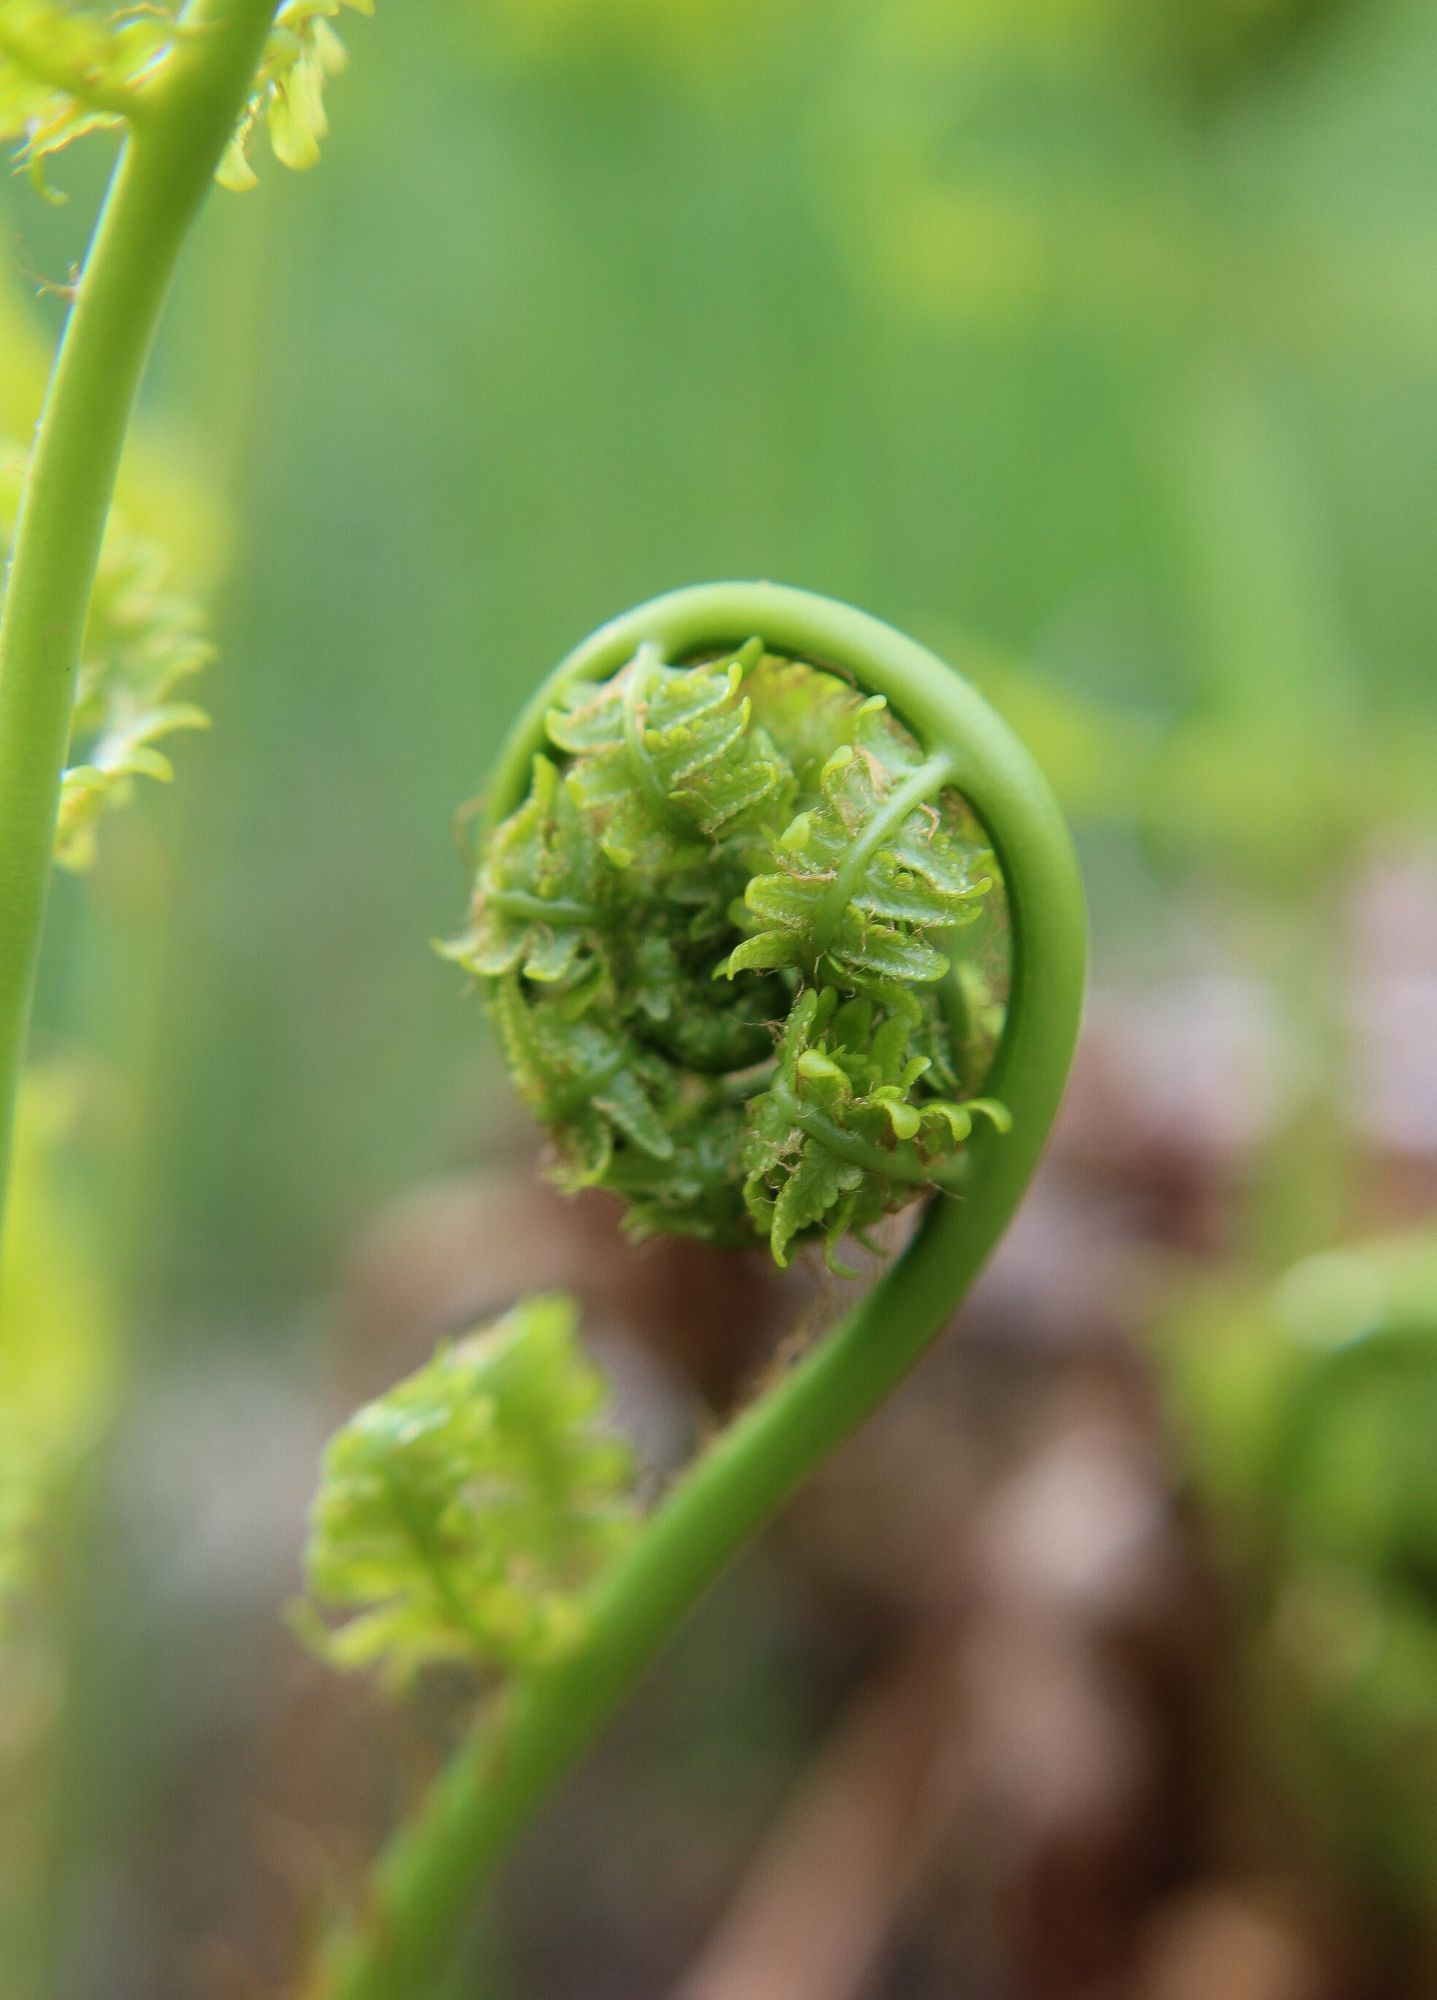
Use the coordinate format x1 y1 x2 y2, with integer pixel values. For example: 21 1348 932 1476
6 1 1437 1995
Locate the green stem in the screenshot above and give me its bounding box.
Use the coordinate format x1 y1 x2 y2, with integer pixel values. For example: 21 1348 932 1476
0 0 278 1252
312 584 1087 2000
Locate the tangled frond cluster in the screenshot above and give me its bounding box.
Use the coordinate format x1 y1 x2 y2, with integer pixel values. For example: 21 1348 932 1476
0 0 368 186
1 455 212 867
300 1295 639 1687
451 643 1008 1267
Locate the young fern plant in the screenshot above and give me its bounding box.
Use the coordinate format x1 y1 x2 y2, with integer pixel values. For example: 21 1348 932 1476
0 12 366 1982
304 582 1087 2000
0 0 368 1247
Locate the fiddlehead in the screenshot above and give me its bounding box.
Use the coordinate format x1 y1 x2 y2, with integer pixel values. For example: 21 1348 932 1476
309 582 1086 2000
299 1294 638 1689
448 634 1006 1265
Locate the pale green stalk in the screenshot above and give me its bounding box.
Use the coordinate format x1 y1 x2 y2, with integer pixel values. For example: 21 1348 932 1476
0 0 279 1254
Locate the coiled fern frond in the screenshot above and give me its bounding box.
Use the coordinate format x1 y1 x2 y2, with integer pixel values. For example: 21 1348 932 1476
306 586 1085 2000
0 1408 38 1633
449 640 1007 1268
300 1294 639 1689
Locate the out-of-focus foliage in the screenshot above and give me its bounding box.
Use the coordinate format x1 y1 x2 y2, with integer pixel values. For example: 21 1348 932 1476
0 0 369 187
1166 1238 1437 1908
473 0 1356 98
0 273 47 438
970 649 1437 890
0 1069 115 2000
472 0 771 75
219 0 373 190
0 0 166 174
0 455 212 870
0 1430 42 1642
300 1293 639 1688
0 1068 113 1632
1133 0 1362 100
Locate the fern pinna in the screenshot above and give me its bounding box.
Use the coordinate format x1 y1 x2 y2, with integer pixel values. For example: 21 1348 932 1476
304 583 1086 2000
448 630 1009 1268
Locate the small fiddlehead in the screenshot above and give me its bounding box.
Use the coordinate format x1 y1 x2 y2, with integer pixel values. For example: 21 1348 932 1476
299 1294 638 1688
309 582 1086 2000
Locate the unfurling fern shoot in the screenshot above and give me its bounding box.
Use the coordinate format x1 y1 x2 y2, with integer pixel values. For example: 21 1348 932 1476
302 1295 640 1688
448 631 1010 1268
307 582 1086 2000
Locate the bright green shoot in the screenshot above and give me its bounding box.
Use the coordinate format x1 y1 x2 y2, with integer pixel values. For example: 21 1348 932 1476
300 1294 640 1689
304 582 1087 2000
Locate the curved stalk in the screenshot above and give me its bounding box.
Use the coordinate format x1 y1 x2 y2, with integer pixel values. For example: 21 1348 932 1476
0 0 279 1252
312 583 1087 2000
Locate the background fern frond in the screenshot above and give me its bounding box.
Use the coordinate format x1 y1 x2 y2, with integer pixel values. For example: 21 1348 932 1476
1 455 214 869
0 1 165 174
0 0 369 186
218 0 372 191
0 1066 116 1641
300 1294 640 1688
0 1408 42 1639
